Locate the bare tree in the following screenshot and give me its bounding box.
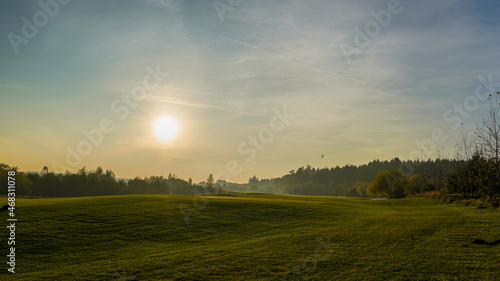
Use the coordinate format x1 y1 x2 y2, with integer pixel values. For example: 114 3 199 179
475 91 500 177
455 123 476 162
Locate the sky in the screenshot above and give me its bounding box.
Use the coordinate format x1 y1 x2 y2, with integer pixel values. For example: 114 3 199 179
1 0 500 183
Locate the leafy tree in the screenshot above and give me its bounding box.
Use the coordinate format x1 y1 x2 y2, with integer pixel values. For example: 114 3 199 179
368 170 408 199
0 163 15 194
248 175 259 184
354 182 370 197
407 174 425 195
207 174 214 188
0 164 31 195
347 187 360 197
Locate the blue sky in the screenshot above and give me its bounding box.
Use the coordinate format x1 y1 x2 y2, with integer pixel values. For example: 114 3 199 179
1 0 499 182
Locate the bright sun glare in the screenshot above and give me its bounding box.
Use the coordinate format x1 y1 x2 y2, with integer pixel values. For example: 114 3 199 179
153 116 179 142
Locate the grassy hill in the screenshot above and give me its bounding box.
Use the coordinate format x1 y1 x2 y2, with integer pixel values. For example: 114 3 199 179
1 194 499 280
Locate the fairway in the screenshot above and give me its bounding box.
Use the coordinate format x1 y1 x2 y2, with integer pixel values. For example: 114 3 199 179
2 194 499 280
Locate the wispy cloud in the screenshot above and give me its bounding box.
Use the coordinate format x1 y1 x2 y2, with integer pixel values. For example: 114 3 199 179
147 95 224 110
1 0 500 180
159 85 230 99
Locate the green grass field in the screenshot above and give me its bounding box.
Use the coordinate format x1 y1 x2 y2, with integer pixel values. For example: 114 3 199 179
1 194 499 280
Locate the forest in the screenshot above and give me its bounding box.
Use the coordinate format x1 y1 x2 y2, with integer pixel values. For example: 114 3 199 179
256 158 461 197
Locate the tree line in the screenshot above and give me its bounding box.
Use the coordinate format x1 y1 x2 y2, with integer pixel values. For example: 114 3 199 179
252 158 461 197
0 165 206 197
0 158 466 199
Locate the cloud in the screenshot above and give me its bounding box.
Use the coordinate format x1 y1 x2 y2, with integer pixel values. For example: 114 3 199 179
2 0 500 180
147 95 225 110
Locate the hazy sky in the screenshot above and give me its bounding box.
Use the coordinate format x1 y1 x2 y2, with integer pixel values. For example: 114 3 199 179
1 0 499 183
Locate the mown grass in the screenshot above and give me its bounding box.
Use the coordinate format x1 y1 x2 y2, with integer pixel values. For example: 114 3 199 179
0 194 499 280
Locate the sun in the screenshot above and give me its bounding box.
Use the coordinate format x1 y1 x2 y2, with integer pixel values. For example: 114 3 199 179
153 116 179 142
